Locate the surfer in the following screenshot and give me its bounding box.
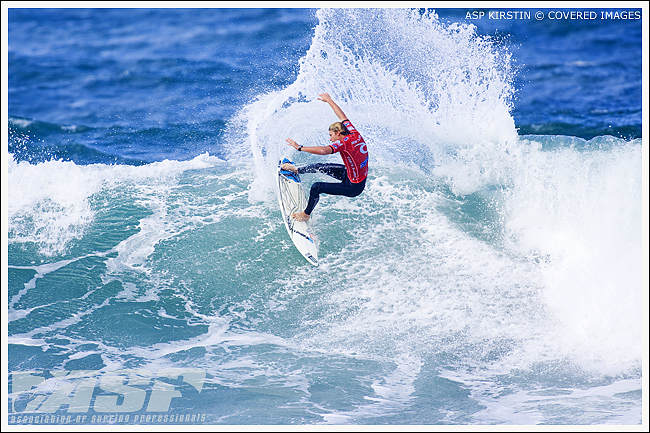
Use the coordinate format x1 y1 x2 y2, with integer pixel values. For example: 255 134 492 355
283 93 369 221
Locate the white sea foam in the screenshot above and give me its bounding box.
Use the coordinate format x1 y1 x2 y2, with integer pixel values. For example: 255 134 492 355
501 138 644 372
7 152 222 257
238 7 644 385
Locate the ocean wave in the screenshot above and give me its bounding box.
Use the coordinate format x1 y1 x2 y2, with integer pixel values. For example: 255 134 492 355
517 121 641 140
6 7 643 424
9 115 229 165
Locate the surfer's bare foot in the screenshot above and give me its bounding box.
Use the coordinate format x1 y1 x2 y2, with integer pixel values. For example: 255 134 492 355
281 163 298 173
291 211 310 221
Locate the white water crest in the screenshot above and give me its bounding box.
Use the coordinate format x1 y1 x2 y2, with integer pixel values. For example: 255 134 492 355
233 8 518 196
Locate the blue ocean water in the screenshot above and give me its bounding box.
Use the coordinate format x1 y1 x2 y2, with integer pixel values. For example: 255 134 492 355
5 7 646 427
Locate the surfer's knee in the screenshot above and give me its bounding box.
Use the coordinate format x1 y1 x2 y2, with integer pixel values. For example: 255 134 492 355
310 182 324 195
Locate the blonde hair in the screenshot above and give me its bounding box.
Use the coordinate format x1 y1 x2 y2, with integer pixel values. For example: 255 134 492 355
328 122 350 135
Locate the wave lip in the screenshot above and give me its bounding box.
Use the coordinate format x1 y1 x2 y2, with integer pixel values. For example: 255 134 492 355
6 152 222 257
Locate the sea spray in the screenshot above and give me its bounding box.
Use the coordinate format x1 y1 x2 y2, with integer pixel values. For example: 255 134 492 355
236 8 643 379
235 8 519 200
501 136 643 372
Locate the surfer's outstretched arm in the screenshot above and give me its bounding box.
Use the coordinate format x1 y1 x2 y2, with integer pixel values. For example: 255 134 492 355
285 138 333 155
318 93 347 121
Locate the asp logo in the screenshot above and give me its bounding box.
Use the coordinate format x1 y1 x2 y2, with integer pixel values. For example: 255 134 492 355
9 369 206 414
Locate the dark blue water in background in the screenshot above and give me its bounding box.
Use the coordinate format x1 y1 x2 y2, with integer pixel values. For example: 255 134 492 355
7 7 643 166
8 8 318 164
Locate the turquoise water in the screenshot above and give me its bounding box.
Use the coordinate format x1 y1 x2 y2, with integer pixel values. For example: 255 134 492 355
6 7 645 426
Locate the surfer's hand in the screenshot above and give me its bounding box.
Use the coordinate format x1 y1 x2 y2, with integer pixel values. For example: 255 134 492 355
318 93 346 121
318 93 332 103
286 138 299 149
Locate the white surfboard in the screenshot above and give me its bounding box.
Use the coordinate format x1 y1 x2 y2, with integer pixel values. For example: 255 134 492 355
277 159 318 266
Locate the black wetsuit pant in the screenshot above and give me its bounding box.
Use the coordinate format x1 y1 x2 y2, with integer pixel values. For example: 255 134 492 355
297 163 366 215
